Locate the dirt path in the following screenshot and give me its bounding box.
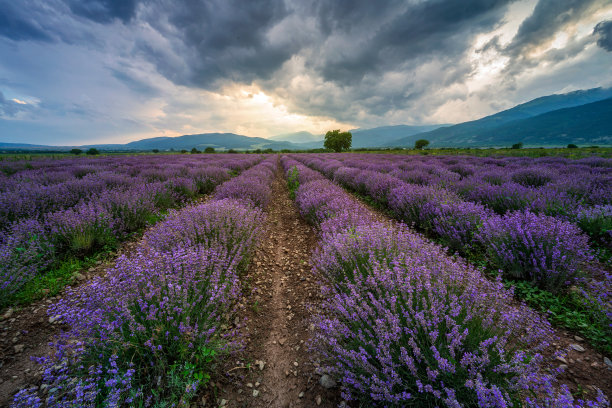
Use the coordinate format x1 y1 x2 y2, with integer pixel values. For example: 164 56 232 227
217 165 342 408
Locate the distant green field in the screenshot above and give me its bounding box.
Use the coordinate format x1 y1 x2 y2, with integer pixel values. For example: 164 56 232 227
350 146 612 159
1 146 611 160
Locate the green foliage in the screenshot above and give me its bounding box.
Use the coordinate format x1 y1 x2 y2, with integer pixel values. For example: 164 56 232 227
86 148 100 155
227 149 237 154
287 166 300 199
414 139 430 150
204 146 215 153
70 148 83 155
180 149 187 154
567 143 578 149
511 142 523 149
152 149 160 153
190 147 200 154
508 280 612 355
324 129 352 152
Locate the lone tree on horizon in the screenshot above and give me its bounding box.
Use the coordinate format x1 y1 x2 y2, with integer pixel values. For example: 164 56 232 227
324 129 352 152
414 139 429 150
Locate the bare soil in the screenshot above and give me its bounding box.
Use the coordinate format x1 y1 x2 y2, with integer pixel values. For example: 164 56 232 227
213 167 343 408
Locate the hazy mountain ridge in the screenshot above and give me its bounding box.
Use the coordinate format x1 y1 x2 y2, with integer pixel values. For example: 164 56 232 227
387 87 612 147
2 88 611 151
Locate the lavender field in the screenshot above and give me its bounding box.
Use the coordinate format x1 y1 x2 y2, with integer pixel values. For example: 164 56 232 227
1 153 611 407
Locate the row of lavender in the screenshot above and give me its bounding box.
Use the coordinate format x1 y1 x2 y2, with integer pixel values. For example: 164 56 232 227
13 157 277 407
1 155 263 303
292 154 609 293
280 156 607 407
305 153 612 249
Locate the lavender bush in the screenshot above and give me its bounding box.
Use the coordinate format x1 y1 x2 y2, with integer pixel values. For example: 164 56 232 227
11 156 275 407
285 156 606 407
477 210 593 292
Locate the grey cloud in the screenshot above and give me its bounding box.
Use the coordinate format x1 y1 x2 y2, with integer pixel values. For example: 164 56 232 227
64 0 138 23
110 68 160 97
137 0 293 87
594 20 612 51
505 0 600 56
315 0 513 84
0 1 53 41
0 91 30 117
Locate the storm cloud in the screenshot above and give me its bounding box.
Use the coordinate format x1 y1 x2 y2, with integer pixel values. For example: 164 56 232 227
1 0 611 144
594 20 612 51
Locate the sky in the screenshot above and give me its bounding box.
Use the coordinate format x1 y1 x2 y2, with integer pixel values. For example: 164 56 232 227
1 0 612 146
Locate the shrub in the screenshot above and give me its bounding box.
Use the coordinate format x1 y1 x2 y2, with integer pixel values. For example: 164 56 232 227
313 225 554 407
143 199 264 268
85 148 99 155
45 203 116 256
421 200 493 252
576 205 612 249
511 168 554 187
0 219 55 302
387 184 459 228
24 245 241 407
286 165 300 199
477 210 593 292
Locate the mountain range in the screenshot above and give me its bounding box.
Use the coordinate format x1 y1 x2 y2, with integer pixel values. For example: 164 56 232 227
1 87 611 151
387 87 612 147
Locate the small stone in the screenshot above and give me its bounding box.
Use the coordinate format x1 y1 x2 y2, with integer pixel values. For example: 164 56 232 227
246 382 253 388
559 364 568 370
278 338 285 345
1 308 13 320
219 399 227 406
293 361 298 367
574 336 584 342
316 395 322 406
48 315 60 324
14 344 24 353
258 360 265 371
73 272 86 281
319 374 336 389
604 357 612 369
298 391 304 398
252 390 259 397
570 344 585 352
555 356 568 364
309 323 315 331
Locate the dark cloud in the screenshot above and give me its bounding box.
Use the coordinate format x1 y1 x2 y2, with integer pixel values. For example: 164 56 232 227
505 0 600 56
64 0 138 23
315 0 512 84
594 20 612 51
0 1 53 41
136 0 293 87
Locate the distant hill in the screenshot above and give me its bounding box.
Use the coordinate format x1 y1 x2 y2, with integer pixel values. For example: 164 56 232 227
388 87 612 147
268 131 322 143
462 97 612 146
349 125 444 148
0 133 302 151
